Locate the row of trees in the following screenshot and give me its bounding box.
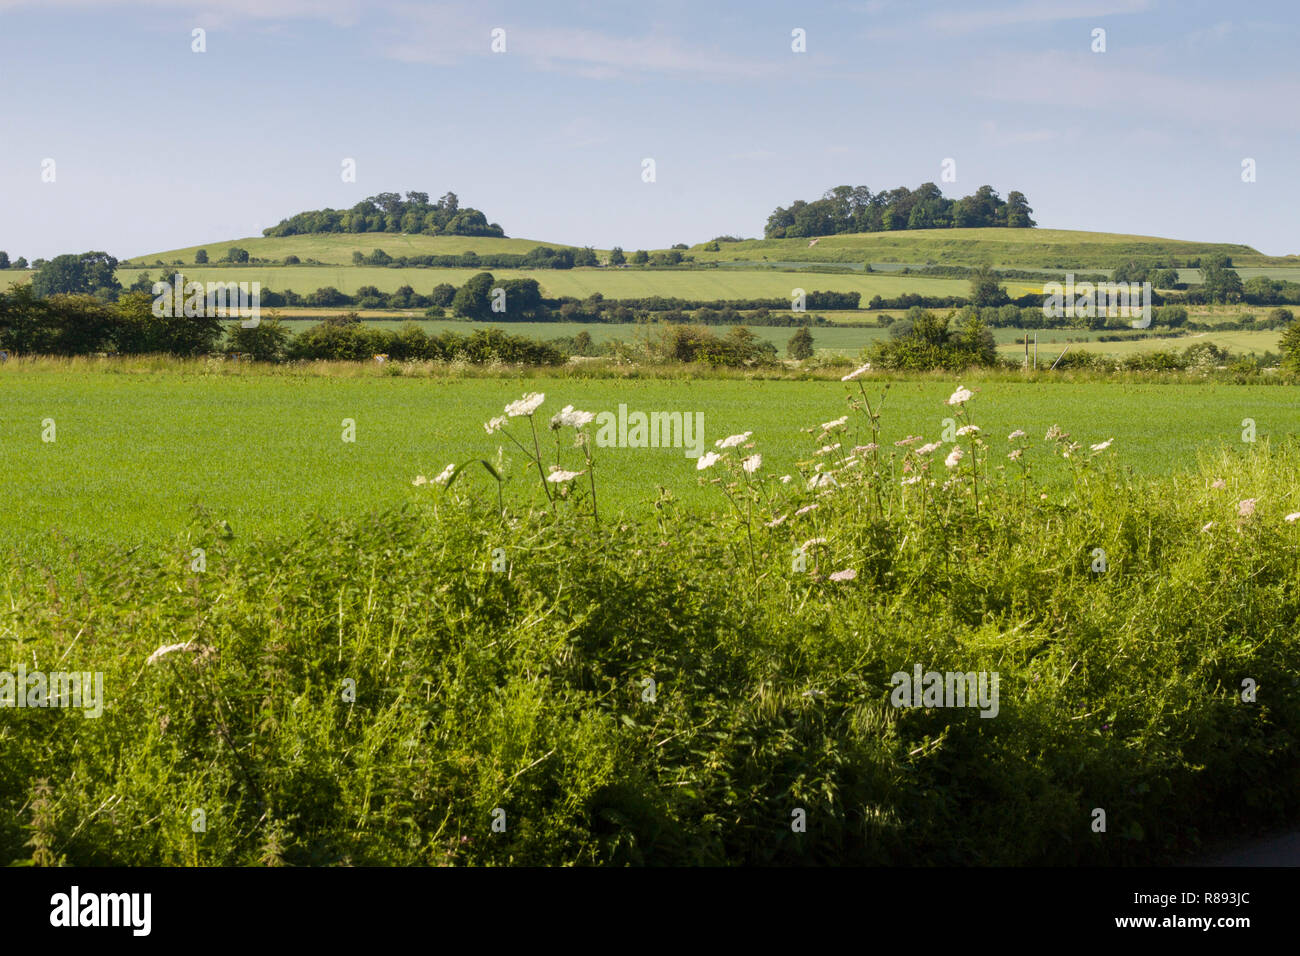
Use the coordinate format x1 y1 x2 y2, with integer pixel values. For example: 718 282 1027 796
263 191 504 238
765 184 1035 238
0 252 31 270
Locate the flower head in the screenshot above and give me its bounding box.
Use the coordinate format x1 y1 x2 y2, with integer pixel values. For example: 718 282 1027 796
917 441 942 456
946 386 973 406
852 444 878 457
504 392 545 417
841 363 871 381
742 454 762 474
147 641 199 666
1090 439 1113 452
433 463 456 485
819 416 848 432
829 568 857 582
412 475 428 486
955 425 980 437
944 447 965 469
1286 512 1300 523
696 451 722 470
551 405 595 429
901 476 922 486
716 431 752 449
1008 429 1026 440
484 415 508 434
1211 479 1226 490
1238 498 1258 518
807 472 839 490
766 513 788 528
546 467 585 483
895 435 922 446
795 503 818 516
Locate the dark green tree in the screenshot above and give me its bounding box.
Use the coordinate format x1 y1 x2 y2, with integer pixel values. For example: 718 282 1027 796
450 272 496 320
787 326 814 359
968 264 1008 307
30 252 121 300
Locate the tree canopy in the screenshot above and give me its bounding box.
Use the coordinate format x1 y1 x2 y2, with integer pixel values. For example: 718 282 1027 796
263 190 505 238
765 184 1035 238
29 251 121 300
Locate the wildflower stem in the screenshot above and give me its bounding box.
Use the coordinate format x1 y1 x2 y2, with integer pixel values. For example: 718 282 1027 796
527 415 556 512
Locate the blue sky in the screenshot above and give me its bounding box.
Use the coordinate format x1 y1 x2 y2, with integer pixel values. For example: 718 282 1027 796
1 0 1297 259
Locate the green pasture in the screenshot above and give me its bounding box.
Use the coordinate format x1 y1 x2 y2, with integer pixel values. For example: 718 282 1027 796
684 228 1288 269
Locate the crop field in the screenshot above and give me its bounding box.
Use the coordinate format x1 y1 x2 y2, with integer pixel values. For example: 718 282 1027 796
5 359 1300 867
353 320 1196 358
3 361 1298 559
114 264 1038 301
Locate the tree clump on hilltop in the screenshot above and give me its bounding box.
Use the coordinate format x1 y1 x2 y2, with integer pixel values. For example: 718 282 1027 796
765 183 1034 238
263 191 505 239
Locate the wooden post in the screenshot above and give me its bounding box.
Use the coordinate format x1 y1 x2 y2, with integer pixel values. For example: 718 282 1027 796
1033 333 1037 370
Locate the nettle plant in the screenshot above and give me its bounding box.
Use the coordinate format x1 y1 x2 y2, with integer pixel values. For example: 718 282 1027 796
414 392 601 526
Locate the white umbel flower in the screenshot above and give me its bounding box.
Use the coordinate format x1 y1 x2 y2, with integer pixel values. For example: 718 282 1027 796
716 431 752 449
504 392 545 417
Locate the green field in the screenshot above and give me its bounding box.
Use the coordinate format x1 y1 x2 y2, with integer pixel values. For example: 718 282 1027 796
352 319 1198 358
116 264 1039 301
6 358 1300 867
4 361 1298 557
128 233 566 266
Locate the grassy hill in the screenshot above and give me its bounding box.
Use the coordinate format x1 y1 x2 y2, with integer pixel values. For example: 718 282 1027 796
685 228 1295 269
124 233 572 267
126 227 1298 272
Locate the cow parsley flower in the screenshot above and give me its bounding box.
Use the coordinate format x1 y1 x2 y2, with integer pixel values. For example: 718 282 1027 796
546 468 584 483
551 405 595 429
504 392 545 417
716 431 752 449
697 451 722 470
841 364 871 381
946 386 973 406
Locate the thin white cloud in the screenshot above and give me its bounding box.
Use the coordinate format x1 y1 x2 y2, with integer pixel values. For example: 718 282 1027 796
924 0 1154 33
